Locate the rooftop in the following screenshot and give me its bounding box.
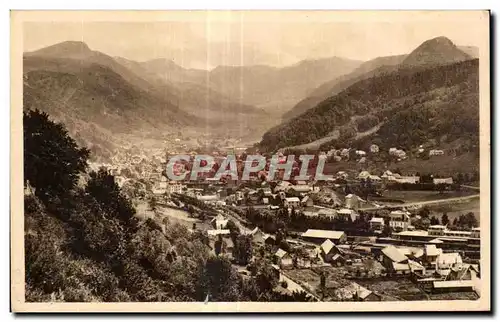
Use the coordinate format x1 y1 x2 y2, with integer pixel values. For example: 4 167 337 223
433 280 474 288
275 248 288 259
302 229 345 240
321 239 335 254
382 246 408 263
207 229 230 236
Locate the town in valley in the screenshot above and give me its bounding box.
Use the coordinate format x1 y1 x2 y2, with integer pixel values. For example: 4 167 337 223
20 12 485 305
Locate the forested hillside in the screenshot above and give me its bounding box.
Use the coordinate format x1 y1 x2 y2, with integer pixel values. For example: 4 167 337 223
259 59 479 152
24 109 312 302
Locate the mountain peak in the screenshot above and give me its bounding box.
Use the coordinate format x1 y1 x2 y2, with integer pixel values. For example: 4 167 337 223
402 36 472 67
27 41 92 58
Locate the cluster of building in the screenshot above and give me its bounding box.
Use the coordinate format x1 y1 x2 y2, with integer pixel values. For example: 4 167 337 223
267 222 480 297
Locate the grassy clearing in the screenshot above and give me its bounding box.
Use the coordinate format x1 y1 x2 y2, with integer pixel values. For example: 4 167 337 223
381 190 477 203
426 198 481 224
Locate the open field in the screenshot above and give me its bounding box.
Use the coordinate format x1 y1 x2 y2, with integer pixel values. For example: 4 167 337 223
135 201 212 229
356 278 429 301
322 152 479 178
380 190 478 203
426 198 481 224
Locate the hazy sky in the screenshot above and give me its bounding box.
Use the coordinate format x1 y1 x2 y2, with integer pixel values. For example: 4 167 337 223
22 11 488 69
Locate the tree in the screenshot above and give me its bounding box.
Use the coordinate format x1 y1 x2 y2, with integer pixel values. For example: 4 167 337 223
441 213 450 226
458 212 479 229
23 109 89 201
86 169 137 228
149 196 158 212
418 207 431 219
255 262 279 293
233 235 253 265
214 235 223 256
319 271 327 300
381 225 393 237
430 216 440 225
197 256 242 301
226 219 240 243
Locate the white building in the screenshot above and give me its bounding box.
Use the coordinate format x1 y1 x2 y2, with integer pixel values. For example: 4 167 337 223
388 210 411 231
358 171 371 180
284 197 301 208
429 149 445 156
369 217 385 230
433 177 454 185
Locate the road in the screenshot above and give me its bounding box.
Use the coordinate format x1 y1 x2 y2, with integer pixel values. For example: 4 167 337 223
359 194 480 211
461 185 480 191
279 272 321 301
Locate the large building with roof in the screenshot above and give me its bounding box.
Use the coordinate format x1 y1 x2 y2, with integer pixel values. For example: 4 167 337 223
301 229 347 244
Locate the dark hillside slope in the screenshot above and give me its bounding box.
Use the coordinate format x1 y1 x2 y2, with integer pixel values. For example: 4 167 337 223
283 54 407 120
259 59 479 152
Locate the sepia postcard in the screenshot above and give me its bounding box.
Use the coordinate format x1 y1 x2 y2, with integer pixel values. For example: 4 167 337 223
11 10 491 313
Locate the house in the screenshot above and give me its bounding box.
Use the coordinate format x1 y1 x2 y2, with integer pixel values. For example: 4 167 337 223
471 227 480 239
340 148 350 158
301 195 314 207
211 214 229 230
316 208 337 219
370 144 379 153
320 239 337 262
394 176 420 184
336 171 349 179
274 181 292 193
152 181 167 195
433 177 454 185
422 244 442 267
358 171 371 180
381 246 408 272
245 227 265 244
369 217 385 231
337 208 358 222
381 170 393 180
274 249 293 269
345 194 363 210
333 282 381 302
356 150 366 157
436 252 463 272
388 210 411 232
207 229 231 237
432 280 474 293
261 187 273 197
368 175 382 182
198 195 219 202
301 229 347 244
358 157 366 164
263 234 276 246
284 197 301 208
288 184 312 197
408 260 426 275
429 149 445 156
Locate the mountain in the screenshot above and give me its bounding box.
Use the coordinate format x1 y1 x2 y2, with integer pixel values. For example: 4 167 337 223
204 57 363 116
401 36 472 67
23 42 203 160
25 41 174 98
283 54 407 120
24 42 274 145
114 56 272 139
282 37 474 121
259 58 479 154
